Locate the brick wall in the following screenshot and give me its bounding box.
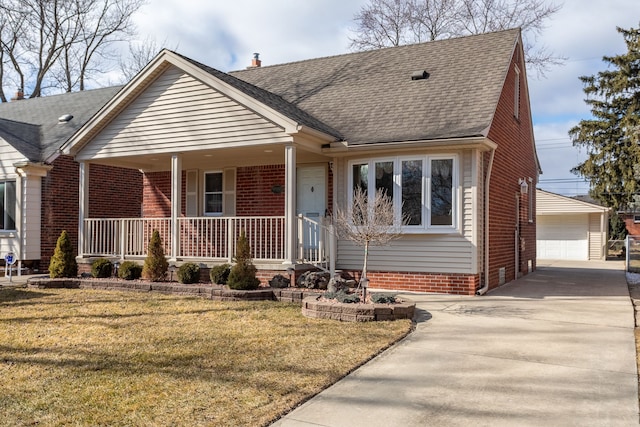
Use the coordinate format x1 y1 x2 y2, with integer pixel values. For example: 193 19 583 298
41 156 143 268
485 42 538 290
343 270 480 295
236 165 285 216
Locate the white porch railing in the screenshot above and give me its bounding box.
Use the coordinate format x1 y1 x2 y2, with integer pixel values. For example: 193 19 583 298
82 216 286 262
296 214 335 271
82 215 334 270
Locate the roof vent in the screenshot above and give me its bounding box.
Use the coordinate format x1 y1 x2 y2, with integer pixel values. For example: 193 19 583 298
411 70 429 81
58 114 73 123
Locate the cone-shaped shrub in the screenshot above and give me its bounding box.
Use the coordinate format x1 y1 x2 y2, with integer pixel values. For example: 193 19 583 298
49 230 78 278
227 231 260 290
142 230 168 281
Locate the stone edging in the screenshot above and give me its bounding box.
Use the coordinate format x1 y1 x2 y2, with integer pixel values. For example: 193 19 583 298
301 295 416 322
26 278 322 303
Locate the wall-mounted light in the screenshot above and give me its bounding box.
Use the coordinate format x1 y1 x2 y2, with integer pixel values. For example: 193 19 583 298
519 178 529 195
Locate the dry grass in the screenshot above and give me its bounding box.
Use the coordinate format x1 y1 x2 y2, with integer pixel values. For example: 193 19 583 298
0 287 411 426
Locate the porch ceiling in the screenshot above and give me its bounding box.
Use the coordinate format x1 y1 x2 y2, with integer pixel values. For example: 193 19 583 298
86 143 333 172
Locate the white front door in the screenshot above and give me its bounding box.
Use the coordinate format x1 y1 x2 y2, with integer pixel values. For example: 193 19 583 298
297 166 327 250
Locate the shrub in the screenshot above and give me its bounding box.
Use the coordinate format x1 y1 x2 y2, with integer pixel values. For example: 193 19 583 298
177 263 200 284
91 258 113 278
227 232 260 290
118 261 142 280
49 230 78 278
210 264 231 285
371 293 397 304
142 230 168 281
323 290 360 304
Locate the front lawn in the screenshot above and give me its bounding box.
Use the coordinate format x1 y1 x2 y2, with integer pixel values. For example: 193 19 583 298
0 288 411 426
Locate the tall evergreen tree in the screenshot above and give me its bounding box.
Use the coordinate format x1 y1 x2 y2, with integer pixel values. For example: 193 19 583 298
570 26 640 211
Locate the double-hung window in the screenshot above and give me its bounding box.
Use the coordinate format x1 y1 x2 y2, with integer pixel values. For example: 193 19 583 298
0 180 16 231
204 172 223 215
349 155 458 232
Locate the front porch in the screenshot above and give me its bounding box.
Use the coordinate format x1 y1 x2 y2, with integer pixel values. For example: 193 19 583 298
80 214 335 274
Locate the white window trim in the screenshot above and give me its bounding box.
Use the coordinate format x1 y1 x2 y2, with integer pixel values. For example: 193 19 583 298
347 155 459 234
203 171 224 216
514 64 520 120
0 180 17 231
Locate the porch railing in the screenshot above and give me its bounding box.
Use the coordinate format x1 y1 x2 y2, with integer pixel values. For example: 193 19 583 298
82 215 334 270
296 214 334 271
83 216 285 262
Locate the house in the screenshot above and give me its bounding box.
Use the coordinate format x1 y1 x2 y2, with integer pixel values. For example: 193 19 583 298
536 189 610 261
0 87 145 274
3 28 538 294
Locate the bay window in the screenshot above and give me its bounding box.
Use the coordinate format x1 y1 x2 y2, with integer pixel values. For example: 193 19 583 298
0 180 16 231
349 155 458 231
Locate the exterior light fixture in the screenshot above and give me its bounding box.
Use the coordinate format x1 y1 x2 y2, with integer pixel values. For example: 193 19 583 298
519 178 529 195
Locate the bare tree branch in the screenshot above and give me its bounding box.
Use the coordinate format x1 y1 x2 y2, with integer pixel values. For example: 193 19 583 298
350 0 564 76
333 187 407 280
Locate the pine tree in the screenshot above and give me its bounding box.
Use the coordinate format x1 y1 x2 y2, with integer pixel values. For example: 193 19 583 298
49 230 78 278
227 231 260 290
142 230 168 281
570 26 640 211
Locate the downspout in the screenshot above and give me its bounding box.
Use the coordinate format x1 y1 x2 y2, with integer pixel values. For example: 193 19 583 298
477 148 496 295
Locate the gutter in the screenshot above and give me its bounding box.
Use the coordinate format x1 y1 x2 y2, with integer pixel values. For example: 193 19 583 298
477 148 496 296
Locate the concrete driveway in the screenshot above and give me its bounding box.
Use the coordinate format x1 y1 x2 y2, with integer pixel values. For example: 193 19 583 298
272 260 638 426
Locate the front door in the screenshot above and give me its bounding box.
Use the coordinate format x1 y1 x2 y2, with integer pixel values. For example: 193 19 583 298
297 166 327 251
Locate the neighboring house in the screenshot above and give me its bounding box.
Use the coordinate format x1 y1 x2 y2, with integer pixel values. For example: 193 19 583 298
4 28 539 294
0 87 143 273
536 189 610 261
617 210 640 235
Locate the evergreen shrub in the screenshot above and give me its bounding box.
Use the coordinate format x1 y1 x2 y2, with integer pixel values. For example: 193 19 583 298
91 258 113 278
118 261 142 280
49 230 78 278
177 262 200 284
142 230 168 281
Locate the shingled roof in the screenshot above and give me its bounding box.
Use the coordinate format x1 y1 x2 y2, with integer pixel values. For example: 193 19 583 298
231 29 520 146
0 86 122 162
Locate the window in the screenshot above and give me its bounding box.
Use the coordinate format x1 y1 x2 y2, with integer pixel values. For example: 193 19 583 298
349 156 458 231
514 64 520 119
634 215 640 224
204 172 223 215
0 181 16 230
528 178 534 222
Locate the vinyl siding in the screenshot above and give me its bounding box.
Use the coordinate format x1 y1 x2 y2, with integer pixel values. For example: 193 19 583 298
0 140 21 258
20 174 42 259
589 212 605 260
335 149 477 275
537 190 608 214
76 66 292 161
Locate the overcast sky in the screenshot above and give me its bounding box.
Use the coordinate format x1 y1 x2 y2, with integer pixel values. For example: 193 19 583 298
130 0 638 197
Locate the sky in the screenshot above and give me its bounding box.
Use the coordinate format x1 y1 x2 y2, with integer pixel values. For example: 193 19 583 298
127 0 639 197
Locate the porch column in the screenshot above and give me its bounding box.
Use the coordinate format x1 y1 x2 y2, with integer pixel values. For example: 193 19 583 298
284 145 296 265
78 162 89 257
171 155 182 261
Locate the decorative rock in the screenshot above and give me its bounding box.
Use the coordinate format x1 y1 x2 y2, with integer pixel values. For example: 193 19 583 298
268 274 290 288
297 271 331 289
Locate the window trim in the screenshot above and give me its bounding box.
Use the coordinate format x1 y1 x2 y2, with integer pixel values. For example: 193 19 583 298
514 64 520 120
203 171 223 216
0 180 17 232
347 155 459 233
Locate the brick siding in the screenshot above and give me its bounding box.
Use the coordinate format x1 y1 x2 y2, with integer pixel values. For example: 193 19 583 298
41 155 142 269
484 43 537 290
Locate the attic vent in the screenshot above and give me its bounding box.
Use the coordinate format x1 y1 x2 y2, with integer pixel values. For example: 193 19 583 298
58 114 73 123
411 70 429 80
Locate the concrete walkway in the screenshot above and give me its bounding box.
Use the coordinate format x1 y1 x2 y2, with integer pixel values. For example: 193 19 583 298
272 260 639 426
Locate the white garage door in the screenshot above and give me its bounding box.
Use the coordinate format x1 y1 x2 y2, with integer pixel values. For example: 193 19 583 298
537 214 589 260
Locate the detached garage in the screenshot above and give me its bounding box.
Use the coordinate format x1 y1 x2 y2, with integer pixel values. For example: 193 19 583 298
536 189 610 261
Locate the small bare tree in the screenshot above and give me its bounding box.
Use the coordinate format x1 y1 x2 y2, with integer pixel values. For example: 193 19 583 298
334 187 408 284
